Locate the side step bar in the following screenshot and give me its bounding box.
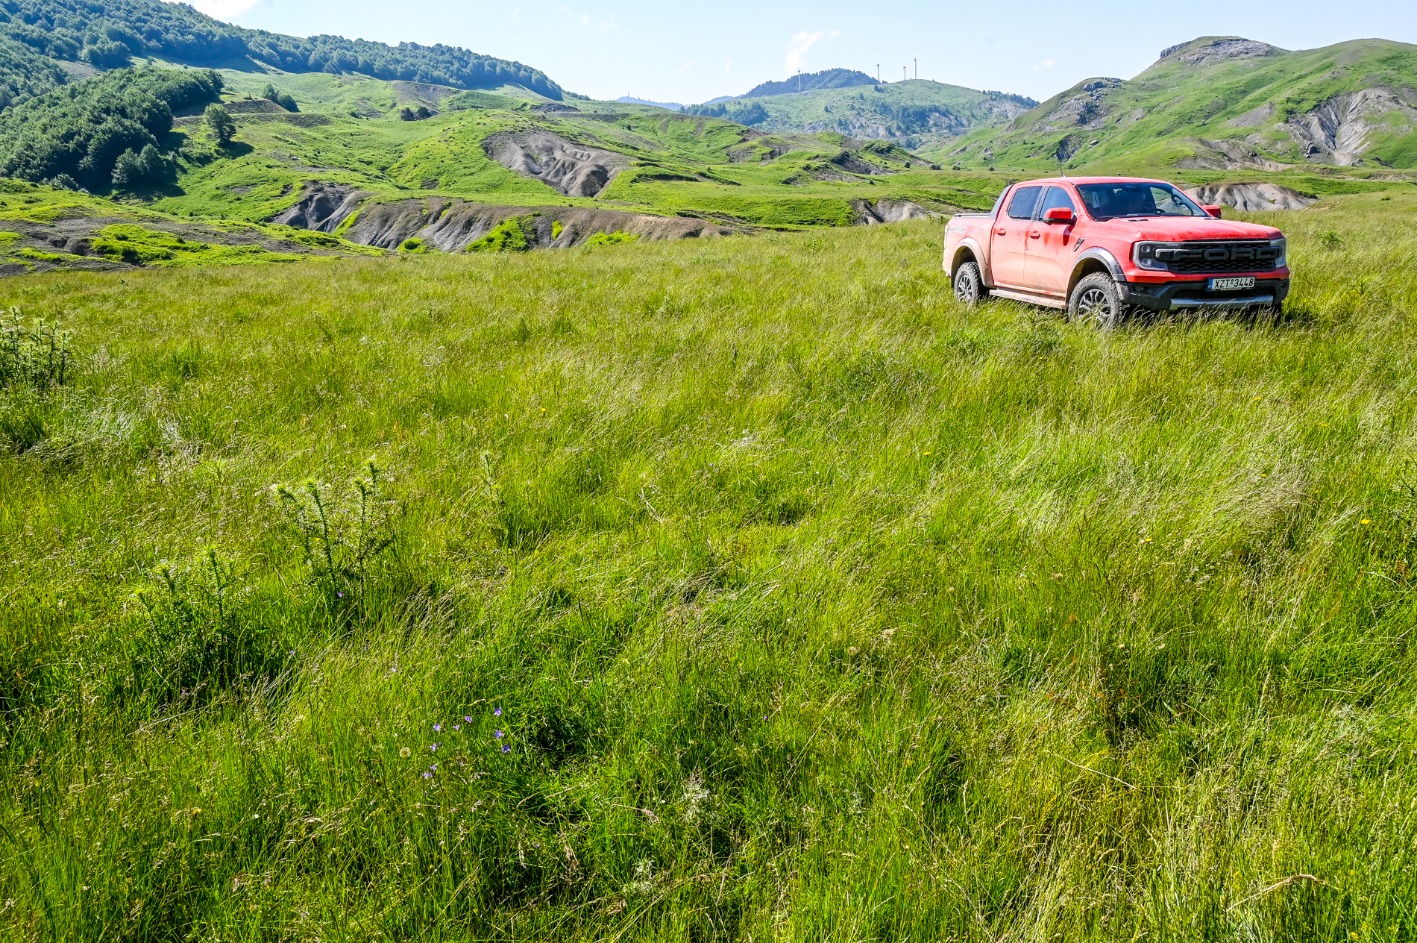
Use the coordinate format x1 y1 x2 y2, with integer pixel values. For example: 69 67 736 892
988 287 1067 310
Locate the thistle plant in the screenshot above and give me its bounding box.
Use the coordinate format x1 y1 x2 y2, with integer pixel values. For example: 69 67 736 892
275 458 400 603
127 548 245 707
0 308 71 394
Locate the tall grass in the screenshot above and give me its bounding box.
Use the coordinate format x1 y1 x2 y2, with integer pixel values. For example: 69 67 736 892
1 191 1415 941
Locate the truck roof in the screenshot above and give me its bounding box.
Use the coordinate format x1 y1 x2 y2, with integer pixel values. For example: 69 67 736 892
1012 176 1168 187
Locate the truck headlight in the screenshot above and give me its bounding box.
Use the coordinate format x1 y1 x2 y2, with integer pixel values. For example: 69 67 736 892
1134 242 1168 271
1271 238 1287 268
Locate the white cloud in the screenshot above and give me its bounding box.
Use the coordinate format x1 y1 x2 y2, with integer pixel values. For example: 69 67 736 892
557 5 617 32
1034 58 1058 71
165 0 265 19
785 29 841 74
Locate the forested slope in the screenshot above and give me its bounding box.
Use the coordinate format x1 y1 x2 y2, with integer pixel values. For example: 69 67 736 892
0 0 563 97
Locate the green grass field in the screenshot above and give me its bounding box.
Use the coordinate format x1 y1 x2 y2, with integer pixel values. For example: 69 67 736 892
2 191 1416 941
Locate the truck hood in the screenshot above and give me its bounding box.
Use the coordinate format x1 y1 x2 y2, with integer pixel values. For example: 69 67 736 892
1094 216 1283 242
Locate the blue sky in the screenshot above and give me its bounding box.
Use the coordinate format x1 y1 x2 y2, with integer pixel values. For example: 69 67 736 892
181 0 1417 104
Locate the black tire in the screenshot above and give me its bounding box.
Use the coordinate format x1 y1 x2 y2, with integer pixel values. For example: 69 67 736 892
1068 273 1125 329
953 261 987 306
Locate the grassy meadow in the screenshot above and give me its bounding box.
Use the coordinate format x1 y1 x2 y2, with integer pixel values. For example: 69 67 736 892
2 190 1417 941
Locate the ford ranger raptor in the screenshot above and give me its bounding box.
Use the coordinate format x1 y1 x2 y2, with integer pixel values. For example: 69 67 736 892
944 177 1289 327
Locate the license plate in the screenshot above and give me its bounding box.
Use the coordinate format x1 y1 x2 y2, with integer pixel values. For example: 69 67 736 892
1208 277 1256 291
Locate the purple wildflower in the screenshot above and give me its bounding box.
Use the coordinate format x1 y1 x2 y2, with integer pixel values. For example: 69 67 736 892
494 730 504 740
464 716 473 724
430 743 441 752
452 725 462 732
501 744 511 754
423 771 433 779
433 723 442 733
338 591 345 598
493 707 503 718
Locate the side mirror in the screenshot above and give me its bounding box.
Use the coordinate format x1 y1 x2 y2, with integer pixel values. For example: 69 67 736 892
1204 204 1224 218
1043 207 1076 224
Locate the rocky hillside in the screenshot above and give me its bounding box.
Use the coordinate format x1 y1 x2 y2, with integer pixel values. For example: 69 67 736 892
936 36 1417 171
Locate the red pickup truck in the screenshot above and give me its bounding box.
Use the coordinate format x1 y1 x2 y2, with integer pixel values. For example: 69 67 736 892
944 176 1289 326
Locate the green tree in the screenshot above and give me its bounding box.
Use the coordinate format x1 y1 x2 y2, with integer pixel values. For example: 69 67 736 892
81 39 131 69
204 103 235 145
136 143 168 181
111 148 143 186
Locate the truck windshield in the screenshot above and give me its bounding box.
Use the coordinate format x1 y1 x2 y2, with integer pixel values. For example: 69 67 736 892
1076 183 1207 220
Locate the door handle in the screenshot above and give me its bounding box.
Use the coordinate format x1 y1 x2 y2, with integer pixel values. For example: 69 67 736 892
995 228 1007 236
1030 231 1042 239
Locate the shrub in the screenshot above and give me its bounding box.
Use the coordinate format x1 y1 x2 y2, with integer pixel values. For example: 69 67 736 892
467 216 534 253
586 231 639 247
262 84 298 112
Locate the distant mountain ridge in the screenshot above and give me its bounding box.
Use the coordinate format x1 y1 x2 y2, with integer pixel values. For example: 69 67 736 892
0 0 564 99
616 96 684 112
741 69 878 98
685 75 1036 148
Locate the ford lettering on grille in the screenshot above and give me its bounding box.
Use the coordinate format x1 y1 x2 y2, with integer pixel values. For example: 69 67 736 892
1154 242 1281 274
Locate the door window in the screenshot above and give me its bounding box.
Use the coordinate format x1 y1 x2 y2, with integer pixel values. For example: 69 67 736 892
1039 187 1077 216
1005 186 1042 220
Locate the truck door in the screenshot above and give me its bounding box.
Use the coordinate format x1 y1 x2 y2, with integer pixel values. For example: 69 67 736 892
990 185 1041 289
1023 186 1081 296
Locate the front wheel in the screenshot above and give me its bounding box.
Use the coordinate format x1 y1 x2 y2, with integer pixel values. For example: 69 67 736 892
1068 273 1125 330
954 261 987 307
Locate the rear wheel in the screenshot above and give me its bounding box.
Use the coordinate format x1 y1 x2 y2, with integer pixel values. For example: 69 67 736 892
954 261 987 307
1068 273 1125 329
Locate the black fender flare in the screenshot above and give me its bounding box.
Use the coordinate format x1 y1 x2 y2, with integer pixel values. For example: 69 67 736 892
1068 248 1126 296
948 237 993 287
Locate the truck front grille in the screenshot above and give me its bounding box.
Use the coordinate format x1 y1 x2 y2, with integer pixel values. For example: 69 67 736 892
1155 242 1282 275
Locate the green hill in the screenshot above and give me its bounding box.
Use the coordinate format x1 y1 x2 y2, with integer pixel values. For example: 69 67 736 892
934 36 1417 172
689 79 1036 149
0 0 1023 270
6 4 1417 274
0 63 1013 273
